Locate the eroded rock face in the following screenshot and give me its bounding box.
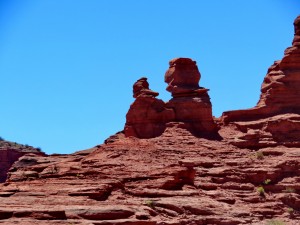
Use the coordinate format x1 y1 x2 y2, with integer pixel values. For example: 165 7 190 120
125 58 218 139
220 16 300 149
124 96 175 138
222 15 300 123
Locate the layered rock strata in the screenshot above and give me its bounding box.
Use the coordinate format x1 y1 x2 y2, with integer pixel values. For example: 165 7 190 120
0 127 299 224
220 15 300 148
222 15 300 123
125 58 218 138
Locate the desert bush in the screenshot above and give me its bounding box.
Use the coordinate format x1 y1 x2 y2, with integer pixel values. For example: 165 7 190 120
257 186 265 196
265 219 286 225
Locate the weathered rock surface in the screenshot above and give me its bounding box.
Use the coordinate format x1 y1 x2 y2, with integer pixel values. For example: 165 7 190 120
0 126 299 224
219 15 300 149
125 77 175 138
221 114 300 149
164 58 201 97
0 140 45 183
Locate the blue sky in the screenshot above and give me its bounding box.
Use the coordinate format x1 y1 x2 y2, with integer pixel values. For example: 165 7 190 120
0 1 299 154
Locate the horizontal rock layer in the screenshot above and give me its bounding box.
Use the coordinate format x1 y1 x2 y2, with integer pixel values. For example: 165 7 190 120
0 126 299 224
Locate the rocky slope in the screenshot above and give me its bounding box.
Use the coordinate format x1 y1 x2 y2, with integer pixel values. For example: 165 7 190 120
0 16 299 225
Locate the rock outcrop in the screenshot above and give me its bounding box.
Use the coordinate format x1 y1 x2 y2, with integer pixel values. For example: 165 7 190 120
164 58 219 137
220 15 300 149
125 58 218 139
0 127 299 224
0 140 45 183
124 77 175 138
222 15 300 123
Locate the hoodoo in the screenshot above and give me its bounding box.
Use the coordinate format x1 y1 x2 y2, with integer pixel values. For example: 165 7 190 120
164 58 219 136
125 57 219 138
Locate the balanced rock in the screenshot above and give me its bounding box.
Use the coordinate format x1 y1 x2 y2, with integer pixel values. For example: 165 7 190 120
165 58 201 97
125 58 219 138
165 58 219 136
222 15 300 123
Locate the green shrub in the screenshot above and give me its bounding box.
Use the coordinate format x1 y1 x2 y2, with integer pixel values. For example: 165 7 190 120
144 199 156 208
287 207 294 216
283 187 296 193
257 186 265 196
256 151 264 160
264 179 271 185
265 219 286 225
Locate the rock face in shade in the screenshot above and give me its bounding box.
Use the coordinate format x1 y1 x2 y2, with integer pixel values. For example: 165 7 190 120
125 58 219 139
0 141 45 182
222 15 300 123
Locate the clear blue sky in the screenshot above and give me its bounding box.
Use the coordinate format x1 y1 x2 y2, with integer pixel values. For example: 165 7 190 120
0 1 299 154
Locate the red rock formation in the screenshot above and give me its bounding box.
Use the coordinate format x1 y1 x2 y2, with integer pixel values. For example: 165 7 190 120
0 126 299 224
133 77 159 98
220 16 300 149
0 15 300 225
165 58 201 97
222 15 300 123
125 58 219 138
165 58 219 136
125 77 175 138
